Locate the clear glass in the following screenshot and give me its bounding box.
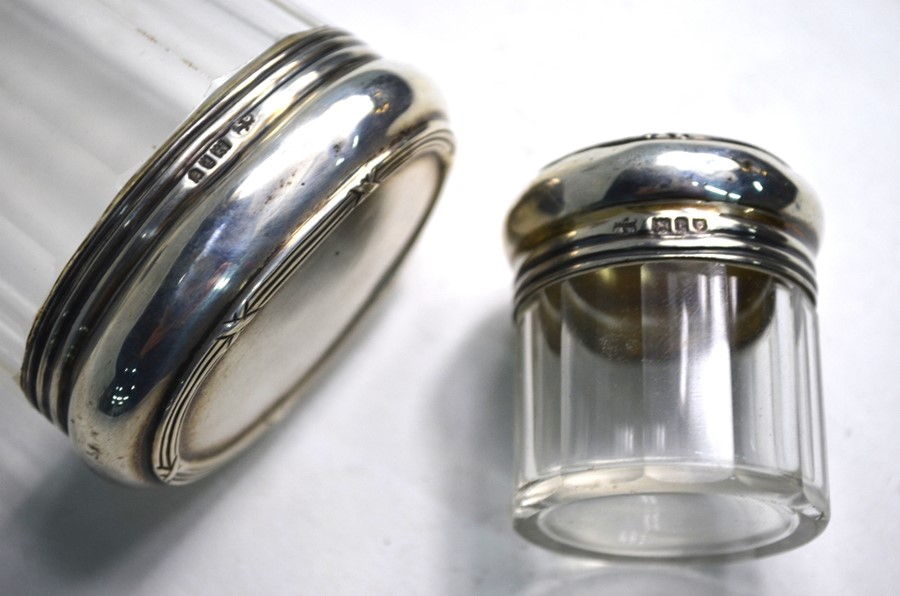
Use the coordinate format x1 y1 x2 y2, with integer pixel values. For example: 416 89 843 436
0 0 317 380
514 261 828 559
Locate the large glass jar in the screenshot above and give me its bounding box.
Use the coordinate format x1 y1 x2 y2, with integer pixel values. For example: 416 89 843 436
0 0 454 485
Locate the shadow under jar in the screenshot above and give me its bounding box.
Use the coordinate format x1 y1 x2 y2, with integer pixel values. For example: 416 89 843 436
505 135 827 560
0 0 453 485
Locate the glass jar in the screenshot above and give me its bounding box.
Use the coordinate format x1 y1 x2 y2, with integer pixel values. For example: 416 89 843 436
0 0 454 485
505 135 827 560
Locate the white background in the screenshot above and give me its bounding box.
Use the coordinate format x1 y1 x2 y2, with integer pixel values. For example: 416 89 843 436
2 1 900 594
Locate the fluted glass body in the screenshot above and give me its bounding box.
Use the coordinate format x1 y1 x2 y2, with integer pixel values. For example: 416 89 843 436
514 261 828 559
0 0 317 380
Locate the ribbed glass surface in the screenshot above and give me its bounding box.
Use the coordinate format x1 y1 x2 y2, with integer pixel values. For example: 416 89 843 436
0 0 317 378
514 261 828 559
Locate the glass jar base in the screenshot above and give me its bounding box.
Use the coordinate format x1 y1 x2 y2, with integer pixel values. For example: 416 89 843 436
513 463 828 561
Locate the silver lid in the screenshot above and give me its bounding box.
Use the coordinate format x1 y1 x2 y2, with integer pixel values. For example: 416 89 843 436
506 134 821 314
21 28 454 485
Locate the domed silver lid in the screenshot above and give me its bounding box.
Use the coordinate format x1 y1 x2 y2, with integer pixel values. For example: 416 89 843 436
21 28 454 485
506 134 822 313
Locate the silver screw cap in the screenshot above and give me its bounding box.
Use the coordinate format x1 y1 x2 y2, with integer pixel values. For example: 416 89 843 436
506 134 822 313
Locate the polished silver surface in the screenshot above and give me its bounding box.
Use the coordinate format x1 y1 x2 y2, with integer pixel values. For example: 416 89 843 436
506 134 822 314
21 27 453 485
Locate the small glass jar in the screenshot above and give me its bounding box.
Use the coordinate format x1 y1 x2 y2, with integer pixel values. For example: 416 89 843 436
0 0 453 485
505 135 827 560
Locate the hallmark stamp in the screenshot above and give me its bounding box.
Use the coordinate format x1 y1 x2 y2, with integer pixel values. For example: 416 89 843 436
651 216 709 235
185 137 236 184
209 138 232 158
652 217 672 234
232 113 255 135
612 217 638 234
